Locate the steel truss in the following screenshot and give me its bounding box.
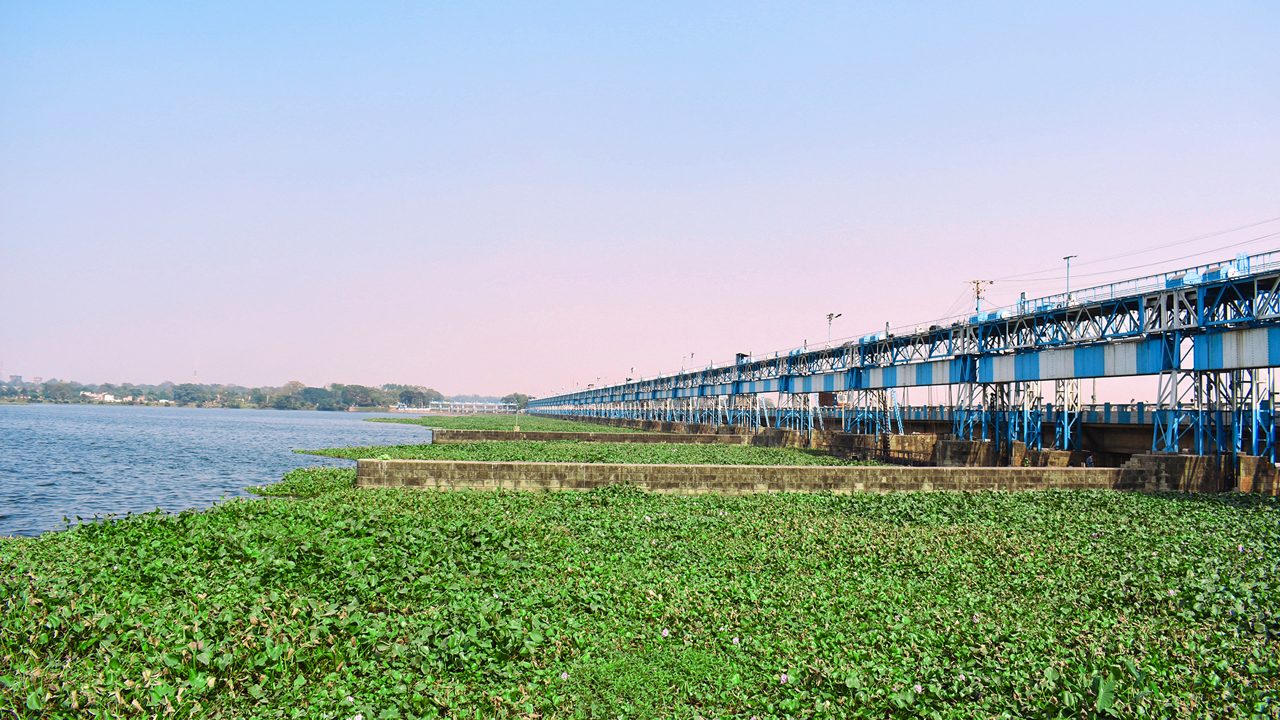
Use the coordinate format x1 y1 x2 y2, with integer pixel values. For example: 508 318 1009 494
534 252 1280 461
1153 365 1279 460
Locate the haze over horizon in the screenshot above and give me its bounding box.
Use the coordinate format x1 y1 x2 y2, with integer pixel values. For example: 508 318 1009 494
3 2 1278 396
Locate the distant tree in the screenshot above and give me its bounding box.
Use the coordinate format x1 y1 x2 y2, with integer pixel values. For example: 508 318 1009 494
301 386 332 406
338 385 376 407
41 381 82 402
272 395 306 410
172 384 214 406
398 389 427 407
501 393 532 410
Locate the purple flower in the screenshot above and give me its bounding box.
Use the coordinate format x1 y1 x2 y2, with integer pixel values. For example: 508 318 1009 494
913 684 923 694
732 636 740 645
779 673 790 684
1167 589 1176 597
560 672 569 680
661 628 669 638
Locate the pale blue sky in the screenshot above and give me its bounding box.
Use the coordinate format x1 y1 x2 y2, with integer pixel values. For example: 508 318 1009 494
2 2 1278 395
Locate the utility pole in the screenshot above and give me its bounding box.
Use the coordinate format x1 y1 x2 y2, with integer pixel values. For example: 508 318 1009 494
969 280 993 314
826 312 842 344
1063 255 1077 301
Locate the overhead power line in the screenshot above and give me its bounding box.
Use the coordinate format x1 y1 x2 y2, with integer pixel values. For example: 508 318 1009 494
1001 229 1280 284
991 213 1280 282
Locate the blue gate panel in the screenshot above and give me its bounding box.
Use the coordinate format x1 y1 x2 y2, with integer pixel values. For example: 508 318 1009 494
1015 353 1040 381
948 358 969 384
1136 338 1166 374
883 366 897 387
1193 332 1223 370
1073 346 1106 377
916 363 933 385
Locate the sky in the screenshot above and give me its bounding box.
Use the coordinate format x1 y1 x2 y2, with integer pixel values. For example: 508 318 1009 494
2 2 1278 397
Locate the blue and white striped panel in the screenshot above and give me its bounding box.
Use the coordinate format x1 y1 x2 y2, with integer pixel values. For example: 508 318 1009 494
1194 327 1280 370
921 359 955 386
866 367 885 389
981 356 1017 383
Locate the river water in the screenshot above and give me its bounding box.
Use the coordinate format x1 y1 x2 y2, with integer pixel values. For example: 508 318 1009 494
0 404 431 537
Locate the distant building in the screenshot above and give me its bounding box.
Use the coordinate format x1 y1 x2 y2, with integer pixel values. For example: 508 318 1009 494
7 375 20 384
32 376 43 384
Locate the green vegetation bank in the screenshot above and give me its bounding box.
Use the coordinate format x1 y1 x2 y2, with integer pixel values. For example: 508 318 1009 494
305 441 857 466
368 415 644 434
2 468 1277 718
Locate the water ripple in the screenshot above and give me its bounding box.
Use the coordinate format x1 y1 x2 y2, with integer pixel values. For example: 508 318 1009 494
0 405 427 537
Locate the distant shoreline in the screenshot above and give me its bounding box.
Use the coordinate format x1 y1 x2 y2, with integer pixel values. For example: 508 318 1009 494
0 401 395 412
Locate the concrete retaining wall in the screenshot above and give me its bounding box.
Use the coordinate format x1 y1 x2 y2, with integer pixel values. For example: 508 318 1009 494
430 429 751 444
831 433 940 464
357 458 1141 494
1239 456 1280 496
1121 453 1233 493
1010 442 1080 468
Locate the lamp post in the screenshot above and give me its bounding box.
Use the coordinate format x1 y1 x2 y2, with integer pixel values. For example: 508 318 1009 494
1063 255 1078 302
826 312 842 344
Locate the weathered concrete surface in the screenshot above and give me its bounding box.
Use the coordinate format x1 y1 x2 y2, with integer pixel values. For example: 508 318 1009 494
1239 455 1280 496
831 433 940 464
1120 453 1234 493
1010 442 1082 468
532 413 1166 464
937 440 1000 467
430 428 751 444
526 415 1280 495
357 458 1142 494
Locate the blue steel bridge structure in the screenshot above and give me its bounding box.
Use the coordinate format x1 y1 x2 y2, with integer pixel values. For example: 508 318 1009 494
530 250 1280 463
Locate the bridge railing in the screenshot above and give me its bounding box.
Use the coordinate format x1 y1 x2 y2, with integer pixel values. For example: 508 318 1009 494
818 403 1156 426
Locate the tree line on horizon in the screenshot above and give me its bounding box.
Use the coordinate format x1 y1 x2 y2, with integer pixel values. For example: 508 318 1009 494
0 378 532 411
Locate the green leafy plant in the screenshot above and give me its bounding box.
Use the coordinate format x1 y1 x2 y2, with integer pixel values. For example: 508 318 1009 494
2 472 1277 718
302 440 870 466
368 415 650 433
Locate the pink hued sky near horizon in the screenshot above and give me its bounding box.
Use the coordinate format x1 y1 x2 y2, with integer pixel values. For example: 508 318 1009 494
2 3 1278 399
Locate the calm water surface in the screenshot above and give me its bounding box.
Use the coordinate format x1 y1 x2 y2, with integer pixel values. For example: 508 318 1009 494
0 404 430 537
